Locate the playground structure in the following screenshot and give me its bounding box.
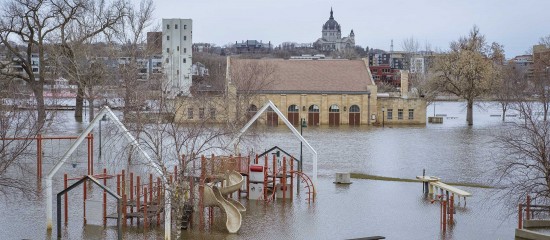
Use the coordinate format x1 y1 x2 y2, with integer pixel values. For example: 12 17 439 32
41 102 317 238
417 175 472 231
56 153 314 236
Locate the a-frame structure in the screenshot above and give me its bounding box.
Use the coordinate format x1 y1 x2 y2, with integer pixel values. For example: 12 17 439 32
45 106 172 239
57 175 122 240
228 100 318 187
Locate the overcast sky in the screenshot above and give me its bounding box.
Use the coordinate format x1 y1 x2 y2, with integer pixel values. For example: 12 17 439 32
151 0 549 57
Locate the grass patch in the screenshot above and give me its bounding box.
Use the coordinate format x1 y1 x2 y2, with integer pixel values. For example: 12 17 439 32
350 173 493 189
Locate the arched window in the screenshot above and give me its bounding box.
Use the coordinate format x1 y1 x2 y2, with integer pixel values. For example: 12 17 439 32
247 104 258 121
288 105 299 112
308 105 320 113
329 104 340 113
349 105 360 113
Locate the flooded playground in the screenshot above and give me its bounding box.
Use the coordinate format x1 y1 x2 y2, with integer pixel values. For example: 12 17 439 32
0 101 518 239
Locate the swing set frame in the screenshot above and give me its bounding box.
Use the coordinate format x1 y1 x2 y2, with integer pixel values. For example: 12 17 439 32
0 134 94 179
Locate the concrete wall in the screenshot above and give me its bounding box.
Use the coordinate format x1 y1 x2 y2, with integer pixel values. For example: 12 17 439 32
515 228 550 240
376 97 426 125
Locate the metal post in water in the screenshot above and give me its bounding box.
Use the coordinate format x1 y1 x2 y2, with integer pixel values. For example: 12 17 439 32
526 195 531 220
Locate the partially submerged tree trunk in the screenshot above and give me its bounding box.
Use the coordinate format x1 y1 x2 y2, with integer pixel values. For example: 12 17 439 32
430 26 499 126
466 99 474 126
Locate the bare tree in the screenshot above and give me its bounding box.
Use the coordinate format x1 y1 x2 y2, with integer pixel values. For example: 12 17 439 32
401 36 420 54
494 101 550 207
430 26 498 125
0 0 85 124
0 76 42 195
494 62 527 121
229 58 278 124
0 0 127 124
53 0 127 121
107 0 156 119
531 39 550 121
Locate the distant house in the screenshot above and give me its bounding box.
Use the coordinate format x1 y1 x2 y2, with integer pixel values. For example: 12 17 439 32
234 40 272 54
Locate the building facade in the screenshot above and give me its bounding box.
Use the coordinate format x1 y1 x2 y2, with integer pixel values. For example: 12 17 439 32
234 40 272 54
313 8 355 51
162 18 193 97
174 57 426 126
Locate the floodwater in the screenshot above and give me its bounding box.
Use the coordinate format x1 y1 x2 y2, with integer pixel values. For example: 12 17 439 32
0 101 520 239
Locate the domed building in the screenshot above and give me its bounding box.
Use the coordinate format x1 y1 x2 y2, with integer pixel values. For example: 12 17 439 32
314 8 355 51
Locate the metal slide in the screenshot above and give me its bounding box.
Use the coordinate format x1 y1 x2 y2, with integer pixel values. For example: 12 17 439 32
203 171 246 233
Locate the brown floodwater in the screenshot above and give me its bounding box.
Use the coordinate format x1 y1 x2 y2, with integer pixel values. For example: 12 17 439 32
0 102 519 239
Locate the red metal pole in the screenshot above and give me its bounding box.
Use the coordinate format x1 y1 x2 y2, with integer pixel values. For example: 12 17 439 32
130 172 134 225
272 154 276 196
122 170 126 196
283 156 287 201
157 177 161 226
122 193 127 227
87 134 91 175
290 157 294 200
526 195 531 220
144 187 148 228
211 154 215 175
136 176 141 225
200 155 205 230
443 200 447 231
209 206 213 227
90 134 94 175
103 168 107 225
450 195 454 223
264 155 268 200
246 155 250 200
519 203 523 229
37 134 42 179
149 174 153 203
64 173 68 223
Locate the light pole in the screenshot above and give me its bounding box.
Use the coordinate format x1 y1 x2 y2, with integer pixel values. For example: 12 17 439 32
381 107 385 128
99 115 107 162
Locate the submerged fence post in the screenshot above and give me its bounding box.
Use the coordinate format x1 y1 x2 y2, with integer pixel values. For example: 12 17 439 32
526 195 531 220
519 203 523 229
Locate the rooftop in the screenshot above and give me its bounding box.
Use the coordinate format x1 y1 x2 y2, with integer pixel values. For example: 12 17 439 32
230 58 373 94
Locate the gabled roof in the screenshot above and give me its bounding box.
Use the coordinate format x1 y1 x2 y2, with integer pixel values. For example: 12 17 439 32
230 58 373 94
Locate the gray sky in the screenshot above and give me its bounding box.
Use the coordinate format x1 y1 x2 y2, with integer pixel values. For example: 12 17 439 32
152 0 549 57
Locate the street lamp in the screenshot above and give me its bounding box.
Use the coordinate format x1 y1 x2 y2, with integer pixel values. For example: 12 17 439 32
381 107 385 128
99 114 108 162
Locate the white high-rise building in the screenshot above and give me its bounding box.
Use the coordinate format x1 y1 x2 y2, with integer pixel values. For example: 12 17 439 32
162 19 193 96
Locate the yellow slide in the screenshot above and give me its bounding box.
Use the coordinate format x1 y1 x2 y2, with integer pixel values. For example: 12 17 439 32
203 171 246 233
